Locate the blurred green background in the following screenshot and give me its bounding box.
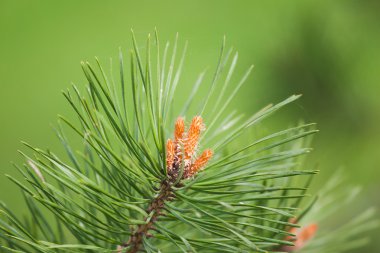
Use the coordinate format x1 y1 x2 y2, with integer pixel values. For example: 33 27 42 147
1 0 379 252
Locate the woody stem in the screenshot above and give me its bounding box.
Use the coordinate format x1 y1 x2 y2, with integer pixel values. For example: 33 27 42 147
124 180 173 253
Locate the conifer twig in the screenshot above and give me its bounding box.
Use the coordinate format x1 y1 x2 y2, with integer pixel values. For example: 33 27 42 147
124 180 173 252
0 30 376 253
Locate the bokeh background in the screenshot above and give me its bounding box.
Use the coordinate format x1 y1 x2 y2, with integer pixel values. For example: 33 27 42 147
0 1 379 252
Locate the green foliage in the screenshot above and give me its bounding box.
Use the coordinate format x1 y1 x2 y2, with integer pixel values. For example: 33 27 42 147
297 171 379 253
0 31 375 252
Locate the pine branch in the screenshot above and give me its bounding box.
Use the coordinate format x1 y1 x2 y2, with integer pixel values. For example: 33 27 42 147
0 30 376 253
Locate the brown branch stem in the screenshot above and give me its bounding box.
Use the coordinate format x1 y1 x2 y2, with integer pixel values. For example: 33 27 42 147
123 180 174 253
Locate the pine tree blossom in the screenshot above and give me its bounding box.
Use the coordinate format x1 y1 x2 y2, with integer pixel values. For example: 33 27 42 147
166 116 213 180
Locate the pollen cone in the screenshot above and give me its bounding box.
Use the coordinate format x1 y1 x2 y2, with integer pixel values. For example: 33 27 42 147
186 149 213 178
185 116 204 159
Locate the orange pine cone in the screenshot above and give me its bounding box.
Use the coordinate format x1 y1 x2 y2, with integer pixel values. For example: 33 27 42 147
282 223 318 252
187 149 213 177
185 116 204 159
174 117 185 144
166 139 175 171
166 116 212 181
